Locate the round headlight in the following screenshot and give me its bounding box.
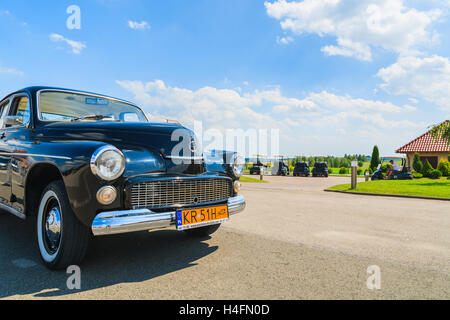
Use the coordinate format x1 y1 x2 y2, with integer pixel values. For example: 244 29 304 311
91 145 126 181
230 153 245 178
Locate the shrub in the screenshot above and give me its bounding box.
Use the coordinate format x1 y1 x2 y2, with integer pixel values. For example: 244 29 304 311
339 167 348 174
437 160 450 177
412 172 423 179
328 168 333 174
412 153 423 173
421 160 433 177
357 168 362 175
429 169 442 179
368 167 373 174
380 164 389 173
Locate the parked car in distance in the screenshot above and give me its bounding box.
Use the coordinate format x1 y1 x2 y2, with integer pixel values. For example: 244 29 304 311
312 162 329 177
249 161 266 175
0 87 246 270
271 160 290 176
293 162 310 177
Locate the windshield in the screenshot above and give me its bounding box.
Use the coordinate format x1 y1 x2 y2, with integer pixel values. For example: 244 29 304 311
38 91 148 122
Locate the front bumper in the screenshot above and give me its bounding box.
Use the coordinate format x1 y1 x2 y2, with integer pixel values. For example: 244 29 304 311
91 195 246 236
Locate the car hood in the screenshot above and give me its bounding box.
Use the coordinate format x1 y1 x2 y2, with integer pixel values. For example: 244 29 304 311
35 121 198 157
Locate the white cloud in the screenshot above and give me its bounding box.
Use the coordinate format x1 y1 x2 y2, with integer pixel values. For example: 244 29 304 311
49 33 86 54
0 66 23 76
277 36 294 45
377 55 450 111
116 79 417 131
128 21 150 30
265 0 441 61
321 38 372 61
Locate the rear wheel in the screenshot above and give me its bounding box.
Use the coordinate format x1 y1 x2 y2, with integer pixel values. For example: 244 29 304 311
36 181 90 270
184 224 221 237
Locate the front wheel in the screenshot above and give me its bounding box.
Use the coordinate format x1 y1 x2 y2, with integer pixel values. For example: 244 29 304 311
36 181 90 270
184 224 221 237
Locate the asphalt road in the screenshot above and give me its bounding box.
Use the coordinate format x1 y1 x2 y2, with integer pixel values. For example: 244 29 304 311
1 176 449 299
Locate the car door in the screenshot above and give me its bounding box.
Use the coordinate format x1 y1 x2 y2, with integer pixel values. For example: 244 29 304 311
0 93 32 213
0 98 11 204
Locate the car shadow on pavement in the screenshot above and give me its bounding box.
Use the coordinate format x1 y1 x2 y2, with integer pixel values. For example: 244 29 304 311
0 212 218 299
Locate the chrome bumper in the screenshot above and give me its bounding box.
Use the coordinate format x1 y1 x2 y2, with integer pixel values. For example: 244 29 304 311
92 195 246 236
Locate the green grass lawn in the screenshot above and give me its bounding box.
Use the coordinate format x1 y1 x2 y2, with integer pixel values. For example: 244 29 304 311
240 176 268 183
328 178 450 199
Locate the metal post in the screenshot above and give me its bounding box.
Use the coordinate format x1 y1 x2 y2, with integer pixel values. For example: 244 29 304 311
365 171 370 182
351 159 357 189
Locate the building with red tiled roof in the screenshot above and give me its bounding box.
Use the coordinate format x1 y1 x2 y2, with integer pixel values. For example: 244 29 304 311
396 120 450 169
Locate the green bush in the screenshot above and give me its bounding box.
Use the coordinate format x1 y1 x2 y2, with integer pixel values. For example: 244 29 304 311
339 167 348 174
412 153 423 173
357 168 362 175
328 168 333 174
412 172 423 179
421 160 434 177
429 169 442 179
368 167 373 175
437 160 450 177
380 164 389 173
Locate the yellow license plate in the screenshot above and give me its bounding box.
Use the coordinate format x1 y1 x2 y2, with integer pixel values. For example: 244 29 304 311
177 205 229 230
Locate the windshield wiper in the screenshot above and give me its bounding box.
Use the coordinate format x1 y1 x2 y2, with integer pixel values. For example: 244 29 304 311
71 115 113 122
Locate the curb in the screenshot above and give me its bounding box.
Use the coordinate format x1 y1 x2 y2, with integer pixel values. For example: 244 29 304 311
324 189 450 202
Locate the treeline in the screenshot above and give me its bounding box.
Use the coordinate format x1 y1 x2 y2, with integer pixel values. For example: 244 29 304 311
292 154 368 168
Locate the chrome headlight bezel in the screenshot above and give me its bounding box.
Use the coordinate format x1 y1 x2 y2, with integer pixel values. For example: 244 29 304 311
230 153 244 179
90 145 126 181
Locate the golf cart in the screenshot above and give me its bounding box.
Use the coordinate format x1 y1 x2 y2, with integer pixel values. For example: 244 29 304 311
312 162 329 177
293 162 310 177
249 154 268 175
371 156 413 181
271 155 290 176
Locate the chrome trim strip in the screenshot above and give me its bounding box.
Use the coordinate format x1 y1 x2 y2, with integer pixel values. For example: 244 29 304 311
0 152 71 160
0 202 26 220
91 195 246 236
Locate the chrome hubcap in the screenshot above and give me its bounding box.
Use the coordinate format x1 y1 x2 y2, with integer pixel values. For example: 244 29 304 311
44 204 61 254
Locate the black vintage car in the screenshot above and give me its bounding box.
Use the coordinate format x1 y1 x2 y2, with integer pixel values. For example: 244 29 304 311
312 162 329 177
0 87 246 269
293 162 310 177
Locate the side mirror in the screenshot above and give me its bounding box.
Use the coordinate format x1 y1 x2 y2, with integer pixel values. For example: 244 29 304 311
5 116 23 126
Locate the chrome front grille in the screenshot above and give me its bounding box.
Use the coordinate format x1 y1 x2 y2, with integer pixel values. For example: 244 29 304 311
130 178 232 209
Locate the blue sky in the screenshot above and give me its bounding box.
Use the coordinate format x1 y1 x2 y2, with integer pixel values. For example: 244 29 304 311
1 0 449 157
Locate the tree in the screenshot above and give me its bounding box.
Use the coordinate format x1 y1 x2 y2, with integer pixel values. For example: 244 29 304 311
370 146 381 171
430 121 450 144
422 159 433 177
412 153 423 173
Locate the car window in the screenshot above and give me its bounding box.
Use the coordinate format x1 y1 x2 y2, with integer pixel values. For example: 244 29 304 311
7 95 31 127
0 100 10 129
39 91 147 123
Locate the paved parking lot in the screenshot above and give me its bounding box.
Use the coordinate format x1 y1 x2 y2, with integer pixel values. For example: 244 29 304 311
1 175 449 299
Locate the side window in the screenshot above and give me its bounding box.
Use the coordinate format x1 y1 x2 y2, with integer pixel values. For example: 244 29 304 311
7 96 31 127
0 100 9 128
